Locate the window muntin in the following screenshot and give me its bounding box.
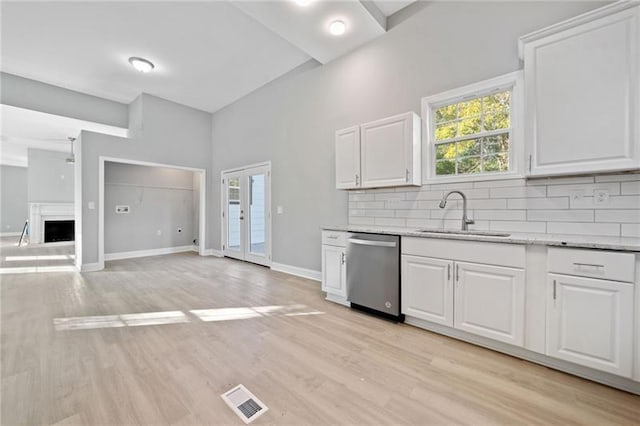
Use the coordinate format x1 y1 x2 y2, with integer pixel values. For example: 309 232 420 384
432 90 512 176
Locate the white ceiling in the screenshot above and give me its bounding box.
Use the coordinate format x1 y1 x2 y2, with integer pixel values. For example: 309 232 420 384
0 1 310 113
1 1 416 115
233 1 386 64
0 105 128 167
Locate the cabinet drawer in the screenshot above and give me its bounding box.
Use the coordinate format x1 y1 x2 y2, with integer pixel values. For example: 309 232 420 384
547 247 635 283
322 231 347 247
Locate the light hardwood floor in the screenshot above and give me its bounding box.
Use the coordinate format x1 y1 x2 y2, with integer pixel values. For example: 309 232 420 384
2 239 639 425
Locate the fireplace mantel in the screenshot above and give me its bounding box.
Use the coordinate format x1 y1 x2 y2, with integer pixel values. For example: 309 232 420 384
29 203 74 244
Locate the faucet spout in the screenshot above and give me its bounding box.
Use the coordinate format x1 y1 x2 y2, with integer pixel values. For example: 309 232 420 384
439 190 475 231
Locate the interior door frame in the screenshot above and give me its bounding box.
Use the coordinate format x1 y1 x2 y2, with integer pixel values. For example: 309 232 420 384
221 161 271 267
97 156 207 270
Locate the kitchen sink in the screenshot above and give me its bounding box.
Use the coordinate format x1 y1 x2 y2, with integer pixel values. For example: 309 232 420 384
416 229 511 237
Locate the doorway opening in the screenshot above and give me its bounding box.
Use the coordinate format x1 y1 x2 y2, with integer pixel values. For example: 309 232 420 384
221 162 271 267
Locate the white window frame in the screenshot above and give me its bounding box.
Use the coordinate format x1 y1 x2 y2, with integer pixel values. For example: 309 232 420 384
421 71 524 184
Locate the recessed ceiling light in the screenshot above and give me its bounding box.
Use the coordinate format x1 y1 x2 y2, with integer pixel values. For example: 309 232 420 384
294 0 312 6
328 20 346 36
128 56 155 73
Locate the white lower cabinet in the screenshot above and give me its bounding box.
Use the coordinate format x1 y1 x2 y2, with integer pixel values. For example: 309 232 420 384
455 262 525 346
401 251 525 346
321 244 346 298
321 231 348 300
402 255 453 327
547 274 634 378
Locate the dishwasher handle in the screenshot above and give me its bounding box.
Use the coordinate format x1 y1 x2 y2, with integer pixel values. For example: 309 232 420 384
348 238 397 248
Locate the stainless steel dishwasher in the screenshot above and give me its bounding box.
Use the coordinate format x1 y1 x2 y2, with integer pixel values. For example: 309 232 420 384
346 233 402 321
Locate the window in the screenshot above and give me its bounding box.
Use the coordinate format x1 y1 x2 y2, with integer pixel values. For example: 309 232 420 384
422 72 523 182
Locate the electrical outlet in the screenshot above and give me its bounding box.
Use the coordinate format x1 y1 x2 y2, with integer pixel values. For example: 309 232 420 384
594 189 610 205
156 229 162 236
177 227 182 233
277 206 284 214
115 205 130 214
568 189 584 202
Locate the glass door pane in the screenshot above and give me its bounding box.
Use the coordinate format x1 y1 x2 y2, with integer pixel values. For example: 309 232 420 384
248 173 265 256
226 176 242 252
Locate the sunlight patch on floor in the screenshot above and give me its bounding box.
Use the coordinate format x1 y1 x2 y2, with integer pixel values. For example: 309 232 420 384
0 265 77 274
54 304 325 331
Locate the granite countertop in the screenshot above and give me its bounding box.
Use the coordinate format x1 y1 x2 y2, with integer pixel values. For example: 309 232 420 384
322 225 640 252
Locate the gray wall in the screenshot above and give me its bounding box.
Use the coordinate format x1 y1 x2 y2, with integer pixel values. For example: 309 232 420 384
0 165 28 234
80 93 212 265
27 149 74 203
104 162 195 254
0 72 128 128
210 1 606 271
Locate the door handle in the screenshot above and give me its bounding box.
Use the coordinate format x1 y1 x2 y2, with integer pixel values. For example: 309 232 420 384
355 174 360 186
348 238 396 248
447 264 451 281
553 279 557 300
455 264 459 282
341 252 345 265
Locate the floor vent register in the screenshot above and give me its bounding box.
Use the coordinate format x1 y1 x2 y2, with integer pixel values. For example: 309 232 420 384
221 384 269 424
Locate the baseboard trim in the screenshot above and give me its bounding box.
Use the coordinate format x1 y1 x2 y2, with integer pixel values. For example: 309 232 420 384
105 245 195 261
325 293 350 307
81 262 103 272
271 262 321 282
0 232 21 237
202 248 223 257
404 315 640 395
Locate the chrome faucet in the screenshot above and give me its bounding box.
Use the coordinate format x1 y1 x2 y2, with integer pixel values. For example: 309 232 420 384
439 190 475 231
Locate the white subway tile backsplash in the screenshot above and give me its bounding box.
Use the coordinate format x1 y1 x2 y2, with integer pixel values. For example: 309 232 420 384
547 182 620 197
546 222 620 237
473 210 527 221
473 178 527 188
527 209 594 222
571 196 640 209
508 197 569 210
349 217 375 225
622 224 640 237
374 217 406 227
490 186 546 198
386 200 420 210
595 173 640 182
595 210 640 223
357 201 385 209
374 192 405 201
527 176 594 186
395 209 431 218
490 221 546 233
410 190 444 200
467 199 508 210
348 174 639 238
621 181 640 195
406 218 442 228
350 193 375 202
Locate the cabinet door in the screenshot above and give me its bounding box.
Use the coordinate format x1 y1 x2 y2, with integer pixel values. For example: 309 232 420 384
321 244 346 297
360 112 421 188
454 262 525 346
335 126 361 189
524 7 640 176
401 255 453 326
547 274 633 377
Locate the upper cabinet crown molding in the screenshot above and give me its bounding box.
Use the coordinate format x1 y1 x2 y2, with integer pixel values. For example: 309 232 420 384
522 4 640 177
335 111 421 190
518 1 640 59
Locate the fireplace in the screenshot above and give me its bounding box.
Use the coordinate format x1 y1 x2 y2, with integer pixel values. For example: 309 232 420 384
44 220 75 243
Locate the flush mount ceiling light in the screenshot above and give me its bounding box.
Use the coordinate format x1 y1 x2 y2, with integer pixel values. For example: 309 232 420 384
128 56 155 73
328 20 346 36
294 0 312 6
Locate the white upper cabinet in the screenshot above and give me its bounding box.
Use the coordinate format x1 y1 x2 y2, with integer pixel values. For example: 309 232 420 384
360 112 421 188
521 4 640 176
335 126 361 189
335 112 421 189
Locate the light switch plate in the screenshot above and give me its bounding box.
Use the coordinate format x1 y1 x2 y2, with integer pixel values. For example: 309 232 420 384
88 201 96 210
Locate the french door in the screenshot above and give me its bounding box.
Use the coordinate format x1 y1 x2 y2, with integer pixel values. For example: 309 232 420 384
222 164 271 267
